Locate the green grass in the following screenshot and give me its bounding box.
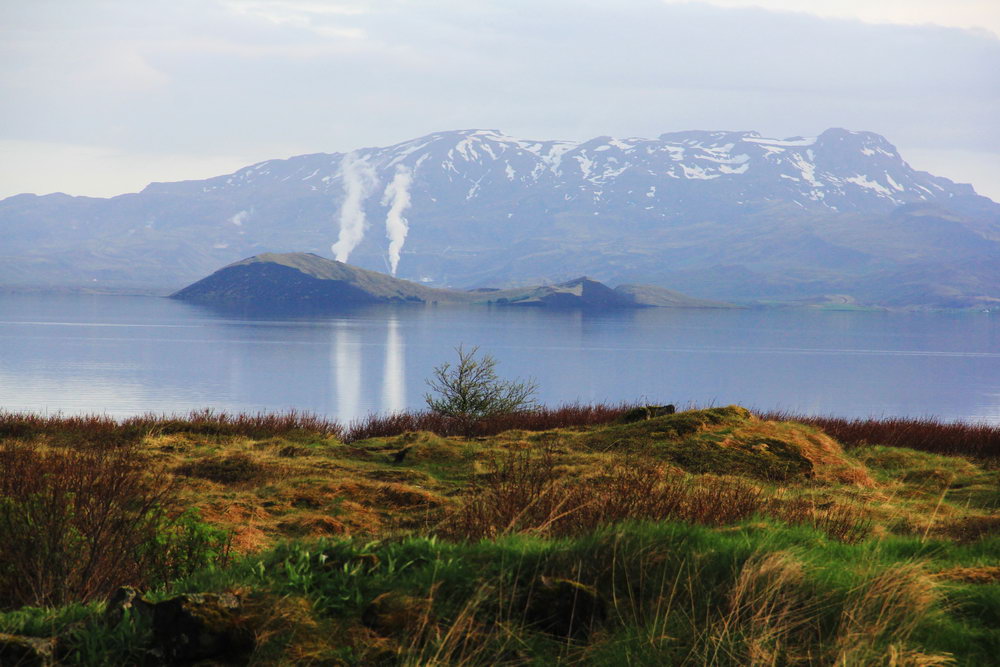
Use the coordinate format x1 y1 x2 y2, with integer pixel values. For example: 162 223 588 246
129 520 998 665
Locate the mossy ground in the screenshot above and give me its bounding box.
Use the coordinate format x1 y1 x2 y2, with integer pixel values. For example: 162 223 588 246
2 406 998 664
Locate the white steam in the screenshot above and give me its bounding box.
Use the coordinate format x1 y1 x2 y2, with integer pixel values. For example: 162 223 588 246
331 152 377 263
380 165 413 275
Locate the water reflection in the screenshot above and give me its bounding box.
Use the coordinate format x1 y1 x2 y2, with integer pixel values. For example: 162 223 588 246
333 320 361 420
382 315 406 413
0 294 997 423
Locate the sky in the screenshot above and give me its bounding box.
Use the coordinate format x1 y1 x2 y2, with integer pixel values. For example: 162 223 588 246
1 0 998 201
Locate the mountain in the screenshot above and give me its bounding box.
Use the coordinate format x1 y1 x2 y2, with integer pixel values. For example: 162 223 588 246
3 128 999 307
170 252 727 310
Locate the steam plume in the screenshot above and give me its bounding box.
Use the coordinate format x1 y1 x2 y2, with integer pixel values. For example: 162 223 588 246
381 165 413 275
331 152 377 263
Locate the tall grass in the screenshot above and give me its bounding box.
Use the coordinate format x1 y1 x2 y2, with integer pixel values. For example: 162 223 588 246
189 522 974 665
439 449 872 543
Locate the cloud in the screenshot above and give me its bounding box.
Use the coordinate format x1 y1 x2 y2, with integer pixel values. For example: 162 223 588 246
660 0 1000 37
0 0 997 200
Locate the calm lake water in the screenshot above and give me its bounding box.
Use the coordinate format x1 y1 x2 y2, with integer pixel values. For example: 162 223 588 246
1 293 998 424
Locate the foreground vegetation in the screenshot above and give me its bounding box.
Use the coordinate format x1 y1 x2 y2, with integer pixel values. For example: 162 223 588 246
0 405 998 665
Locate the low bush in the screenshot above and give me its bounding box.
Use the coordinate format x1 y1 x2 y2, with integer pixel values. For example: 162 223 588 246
0 441 229 608
0 408 343 448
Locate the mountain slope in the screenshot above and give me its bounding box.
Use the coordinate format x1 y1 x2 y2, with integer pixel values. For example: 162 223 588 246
3 128 999 307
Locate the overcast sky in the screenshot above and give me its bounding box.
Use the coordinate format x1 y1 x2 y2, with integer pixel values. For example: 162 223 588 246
1 0 998 200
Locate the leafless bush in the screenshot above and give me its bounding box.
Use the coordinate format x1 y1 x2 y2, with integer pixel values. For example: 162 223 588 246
0 441 224 607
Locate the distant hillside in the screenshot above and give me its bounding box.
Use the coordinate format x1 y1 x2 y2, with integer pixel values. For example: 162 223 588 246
5 127 1000 307
614 284 733 308
170 253 730 310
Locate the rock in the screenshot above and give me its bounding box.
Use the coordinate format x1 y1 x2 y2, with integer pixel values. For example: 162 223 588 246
620 404 676 423
524 577 606 639
103 586 154 627
0 633 57 667
148 592 253 664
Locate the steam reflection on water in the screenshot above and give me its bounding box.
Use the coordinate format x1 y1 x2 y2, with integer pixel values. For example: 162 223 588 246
0 293 997 424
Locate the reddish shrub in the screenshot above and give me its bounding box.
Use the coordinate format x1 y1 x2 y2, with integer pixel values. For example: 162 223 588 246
0 441 227 608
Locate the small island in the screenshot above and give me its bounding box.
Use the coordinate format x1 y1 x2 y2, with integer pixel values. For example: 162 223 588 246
169 252 732 310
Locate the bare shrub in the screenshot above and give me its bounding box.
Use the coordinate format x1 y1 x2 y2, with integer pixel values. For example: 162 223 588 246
0 408 343 448
0 441 226 608
425 345 538 435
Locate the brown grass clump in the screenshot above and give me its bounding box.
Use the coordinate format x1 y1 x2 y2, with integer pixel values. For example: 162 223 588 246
940 515 1000 543
737 421 876 487
935 566 1000 584
832 563 949 666
713 551 817 665
759 411 1000 461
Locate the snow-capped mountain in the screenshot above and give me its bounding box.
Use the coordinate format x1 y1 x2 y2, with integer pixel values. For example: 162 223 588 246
184 127 964 206
2 128 998 307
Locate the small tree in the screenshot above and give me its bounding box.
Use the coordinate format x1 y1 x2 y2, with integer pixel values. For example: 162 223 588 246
425 345 538 434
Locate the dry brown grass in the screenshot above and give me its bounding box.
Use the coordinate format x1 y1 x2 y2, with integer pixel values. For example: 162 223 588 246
3 405 991 558
438 449 874 542
935 566 1000 584
833 563 950 666
728 421 877 487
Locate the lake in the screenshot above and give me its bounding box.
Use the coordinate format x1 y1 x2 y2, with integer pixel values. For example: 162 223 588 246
0 293 998 424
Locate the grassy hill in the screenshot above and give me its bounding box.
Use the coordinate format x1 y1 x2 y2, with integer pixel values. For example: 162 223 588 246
0 405 997 664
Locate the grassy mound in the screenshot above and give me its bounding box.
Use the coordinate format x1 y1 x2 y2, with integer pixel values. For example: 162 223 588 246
0 406 998 664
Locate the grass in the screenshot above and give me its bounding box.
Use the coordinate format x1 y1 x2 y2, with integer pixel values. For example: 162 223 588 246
0 404 998 664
